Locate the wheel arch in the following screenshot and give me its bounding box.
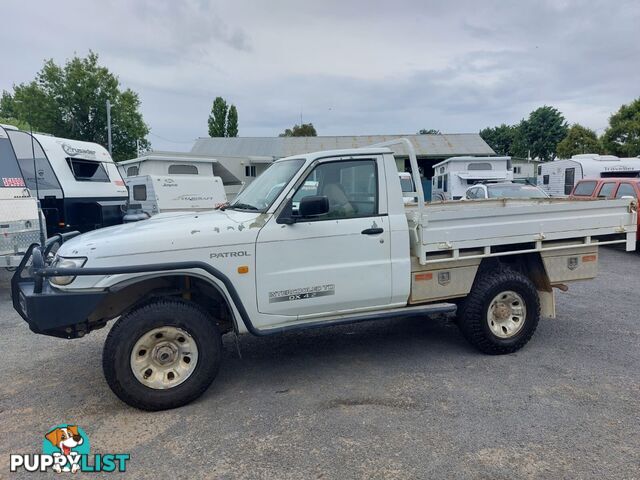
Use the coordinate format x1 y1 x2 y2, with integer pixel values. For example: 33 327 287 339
475 253 555 318
89 273 240 334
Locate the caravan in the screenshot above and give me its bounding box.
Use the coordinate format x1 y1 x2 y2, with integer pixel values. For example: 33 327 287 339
431 156 513 201
5 129 127 235
119 153 227 220
0 125 43 266
538 154 640 196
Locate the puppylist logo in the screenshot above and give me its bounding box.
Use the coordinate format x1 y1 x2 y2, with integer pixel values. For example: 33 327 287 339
10 424 130 473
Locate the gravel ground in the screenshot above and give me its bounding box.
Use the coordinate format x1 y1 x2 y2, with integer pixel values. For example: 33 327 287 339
0 247 638 479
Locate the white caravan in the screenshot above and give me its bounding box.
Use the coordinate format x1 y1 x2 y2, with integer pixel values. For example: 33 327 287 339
123 175 227 220
5 129 127 235
431 156 513 201
0 125 43 266
119 154 227 220
538 154 640 196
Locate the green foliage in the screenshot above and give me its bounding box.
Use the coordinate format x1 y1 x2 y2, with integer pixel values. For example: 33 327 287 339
0 116 31 131
479 124 520 156
518 106 568 161
602 97 640 157
208 97 238 138
279 123 317 137
556 124 601 158
208 97 228 137
418 129 441 135
226 105 238 137
0 52 150 161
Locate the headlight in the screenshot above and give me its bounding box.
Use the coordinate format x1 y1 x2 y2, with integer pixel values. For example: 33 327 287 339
50 257 87 286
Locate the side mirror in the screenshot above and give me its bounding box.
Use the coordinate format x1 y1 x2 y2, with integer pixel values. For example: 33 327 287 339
299 195 329 217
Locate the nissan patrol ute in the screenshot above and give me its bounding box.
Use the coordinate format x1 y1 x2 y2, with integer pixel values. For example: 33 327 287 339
12 139 638 410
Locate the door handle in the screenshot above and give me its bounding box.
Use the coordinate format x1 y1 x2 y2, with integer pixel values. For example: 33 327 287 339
361 227 384 235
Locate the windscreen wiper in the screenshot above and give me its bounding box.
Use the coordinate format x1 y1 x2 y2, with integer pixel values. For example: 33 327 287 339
227 203 259 211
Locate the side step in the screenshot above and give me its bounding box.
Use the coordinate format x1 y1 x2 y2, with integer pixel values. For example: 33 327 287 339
254 303 457 336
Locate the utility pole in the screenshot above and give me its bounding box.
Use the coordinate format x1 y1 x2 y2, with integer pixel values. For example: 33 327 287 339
106 100 112 155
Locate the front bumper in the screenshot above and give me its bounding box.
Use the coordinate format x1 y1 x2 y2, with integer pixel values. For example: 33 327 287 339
11 234 107 339
14 279 107 338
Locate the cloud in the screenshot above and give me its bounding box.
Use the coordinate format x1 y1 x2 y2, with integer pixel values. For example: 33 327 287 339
0 0 638 151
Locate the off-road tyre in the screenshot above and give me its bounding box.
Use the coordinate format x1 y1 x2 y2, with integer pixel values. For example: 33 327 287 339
103 299 222 411
457 268 540 355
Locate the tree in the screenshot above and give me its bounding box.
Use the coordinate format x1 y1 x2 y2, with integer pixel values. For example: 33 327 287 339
556 124 601 158
518 106 568 161
279 123 317 137
602 97 640 157
226 104 238 137
207 97 239 137
208 97 228 137
418 128 441 135
0 52 150 161
479 124 519 156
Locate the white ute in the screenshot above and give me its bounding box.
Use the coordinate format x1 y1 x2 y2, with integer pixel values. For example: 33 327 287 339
13 139 638 410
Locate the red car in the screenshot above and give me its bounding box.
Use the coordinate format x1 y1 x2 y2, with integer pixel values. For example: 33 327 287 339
570 177 640 243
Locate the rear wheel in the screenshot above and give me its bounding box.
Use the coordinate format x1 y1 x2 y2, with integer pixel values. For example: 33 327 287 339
103 299 222 411
457 269 540 354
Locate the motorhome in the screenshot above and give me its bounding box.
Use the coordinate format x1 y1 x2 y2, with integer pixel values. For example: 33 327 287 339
119 153 227 220
431 156 513 201
5 129 127 235
537 154 640 196
0 125 43 266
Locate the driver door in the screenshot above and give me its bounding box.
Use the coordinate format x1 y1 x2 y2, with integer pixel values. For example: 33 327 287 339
255 156 392 319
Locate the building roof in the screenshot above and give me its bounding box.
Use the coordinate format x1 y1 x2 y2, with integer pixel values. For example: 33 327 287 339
432 155 510 168
190 134 495 159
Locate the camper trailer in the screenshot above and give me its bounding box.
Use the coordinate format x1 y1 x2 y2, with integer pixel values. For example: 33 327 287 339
0 125 44 266
119 153 228 220
431 156 513 201
537 154 640 197
122 175 227 220
5 129 127 235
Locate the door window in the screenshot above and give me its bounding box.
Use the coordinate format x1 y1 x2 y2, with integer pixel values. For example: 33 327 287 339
615 183 637 199
573 181 597 196
292 160 378 219
564 168 575 195
596 183 616 198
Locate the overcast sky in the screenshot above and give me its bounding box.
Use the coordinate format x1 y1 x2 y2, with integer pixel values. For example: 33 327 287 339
1 0 639 151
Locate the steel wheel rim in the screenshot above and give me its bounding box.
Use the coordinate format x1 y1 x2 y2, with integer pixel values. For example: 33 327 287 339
130 327 199 389
487 290 527 339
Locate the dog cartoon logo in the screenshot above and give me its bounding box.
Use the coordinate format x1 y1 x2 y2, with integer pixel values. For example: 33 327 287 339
43 424 90 473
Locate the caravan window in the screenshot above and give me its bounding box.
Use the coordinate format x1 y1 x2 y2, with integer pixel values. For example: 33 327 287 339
127 166 139 176
0 137 27 186
133 184 147 201
66 158 110 182
468 163 492 171
6 131 62 194
443 174 448 193
168 164 198 175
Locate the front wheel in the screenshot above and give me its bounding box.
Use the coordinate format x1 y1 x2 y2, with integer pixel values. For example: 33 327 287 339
457 269 540 354
102 299 222 411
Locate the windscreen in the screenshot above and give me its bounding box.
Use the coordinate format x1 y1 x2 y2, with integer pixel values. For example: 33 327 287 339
400 177 414 193
230 158 305 211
